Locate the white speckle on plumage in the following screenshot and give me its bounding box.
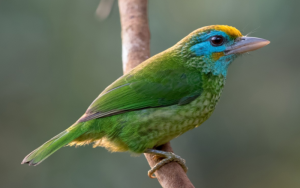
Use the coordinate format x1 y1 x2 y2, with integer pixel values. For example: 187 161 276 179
206 92 211 98
203 99 210 106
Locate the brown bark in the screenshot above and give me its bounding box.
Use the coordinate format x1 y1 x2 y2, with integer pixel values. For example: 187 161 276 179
119 0 150 74
118 0 195 187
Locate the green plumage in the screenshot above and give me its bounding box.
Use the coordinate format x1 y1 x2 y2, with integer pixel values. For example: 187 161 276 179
81 48 204 121
22 25 269 166
22 123 85 165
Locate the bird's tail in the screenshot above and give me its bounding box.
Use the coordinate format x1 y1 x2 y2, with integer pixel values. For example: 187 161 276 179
21 122 86 166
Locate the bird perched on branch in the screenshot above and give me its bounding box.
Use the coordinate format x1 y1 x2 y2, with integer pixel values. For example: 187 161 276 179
22 25 269 178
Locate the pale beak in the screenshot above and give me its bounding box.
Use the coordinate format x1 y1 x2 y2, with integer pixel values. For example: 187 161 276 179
225 36 270 55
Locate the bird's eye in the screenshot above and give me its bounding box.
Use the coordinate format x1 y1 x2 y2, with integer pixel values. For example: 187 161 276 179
210 35 224 46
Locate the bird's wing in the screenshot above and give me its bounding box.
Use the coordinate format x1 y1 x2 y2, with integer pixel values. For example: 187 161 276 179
78 66 203 122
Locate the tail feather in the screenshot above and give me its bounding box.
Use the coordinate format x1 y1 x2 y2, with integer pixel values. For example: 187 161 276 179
21 123 85 166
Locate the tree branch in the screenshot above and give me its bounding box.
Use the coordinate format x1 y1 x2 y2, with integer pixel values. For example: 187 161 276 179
119 0 150 74
118 0 195 187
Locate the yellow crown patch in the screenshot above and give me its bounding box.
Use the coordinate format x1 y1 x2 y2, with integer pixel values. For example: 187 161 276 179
214 25 242 38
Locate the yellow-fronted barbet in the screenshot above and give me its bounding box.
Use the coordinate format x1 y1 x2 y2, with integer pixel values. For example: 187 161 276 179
22 25 270 178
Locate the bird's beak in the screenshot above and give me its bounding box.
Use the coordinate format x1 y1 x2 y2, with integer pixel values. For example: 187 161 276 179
225 36 270 55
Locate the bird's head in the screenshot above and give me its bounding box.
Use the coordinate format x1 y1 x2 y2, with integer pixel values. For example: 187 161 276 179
178 25 270 76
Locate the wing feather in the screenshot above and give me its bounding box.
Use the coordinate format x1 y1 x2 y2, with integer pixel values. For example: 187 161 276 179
79 64 203 122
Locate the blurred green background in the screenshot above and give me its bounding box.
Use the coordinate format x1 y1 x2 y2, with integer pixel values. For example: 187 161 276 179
1 0 300 187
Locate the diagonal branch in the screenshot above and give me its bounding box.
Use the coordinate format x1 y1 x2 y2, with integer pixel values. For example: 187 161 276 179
119 0 150 73
118 0 195 187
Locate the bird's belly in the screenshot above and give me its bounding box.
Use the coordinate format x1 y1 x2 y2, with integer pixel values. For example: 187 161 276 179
113 90 222 152
89 90 222 153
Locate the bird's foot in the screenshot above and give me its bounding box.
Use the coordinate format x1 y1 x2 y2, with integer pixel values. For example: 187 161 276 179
144 149 188 178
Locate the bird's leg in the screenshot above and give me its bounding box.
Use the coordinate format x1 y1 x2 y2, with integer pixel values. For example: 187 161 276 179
144 149 188 178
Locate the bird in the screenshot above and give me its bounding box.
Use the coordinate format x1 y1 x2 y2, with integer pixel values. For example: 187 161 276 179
22 25 270 178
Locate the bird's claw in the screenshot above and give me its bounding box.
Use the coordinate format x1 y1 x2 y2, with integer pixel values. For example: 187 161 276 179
145 149 188 178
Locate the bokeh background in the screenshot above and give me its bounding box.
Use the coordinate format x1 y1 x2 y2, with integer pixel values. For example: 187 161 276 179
1 0 300 187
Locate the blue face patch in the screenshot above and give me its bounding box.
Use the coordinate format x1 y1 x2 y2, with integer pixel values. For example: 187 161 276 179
212 54 236 76
190 41 226 57
189 31 237 76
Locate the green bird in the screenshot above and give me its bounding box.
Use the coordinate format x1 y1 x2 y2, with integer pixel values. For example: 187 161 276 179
22 25 269 178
